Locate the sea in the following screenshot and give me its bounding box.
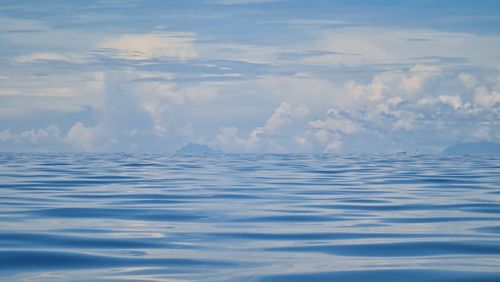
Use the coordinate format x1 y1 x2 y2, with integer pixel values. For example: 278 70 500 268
1 153 499 281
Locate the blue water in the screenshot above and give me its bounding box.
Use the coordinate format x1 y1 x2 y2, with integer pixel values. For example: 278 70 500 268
1 153 500 281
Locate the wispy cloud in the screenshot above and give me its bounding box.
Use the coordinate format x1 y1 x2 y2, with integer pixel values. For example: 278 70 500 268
97 31 197 61
14 52 87 64
1 1 499 153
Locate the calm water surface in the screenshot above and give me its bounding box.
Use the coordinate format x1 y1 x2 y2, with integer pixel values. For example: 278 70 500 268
1 153 500 281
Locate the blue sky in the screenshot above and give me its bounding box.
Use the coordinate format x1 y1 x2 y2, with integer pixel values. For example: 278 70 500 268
0 0 499 153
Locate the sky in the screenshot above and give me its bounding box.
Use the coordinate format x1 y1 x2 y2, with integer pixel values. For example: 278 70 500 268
0 0 499 153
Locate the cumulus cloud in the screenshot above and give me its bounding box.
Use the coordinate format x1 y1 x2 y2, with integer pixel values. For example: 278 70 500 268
0 125 64 151
0 129 14 143
3 65 499 153
309 109 362 135
3 2 500 154
334 65 444 134
212 102 310 152
458 73 478 90
438 95 463 110
20 125 62 144
264 102 309 132
345 65 442 104
205 66 499 153
474 86 500 109
0 122 118 152
97 31 197 61
307 109 364 152
64 122 106 151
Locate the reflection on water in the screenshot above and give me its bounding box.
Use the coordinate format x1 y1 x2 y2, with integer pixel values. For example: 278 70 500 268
0 153 499 281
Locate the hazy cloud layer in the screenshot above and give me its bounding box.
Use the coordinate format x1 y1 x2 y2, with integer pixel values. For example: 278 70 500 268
1 1 499 153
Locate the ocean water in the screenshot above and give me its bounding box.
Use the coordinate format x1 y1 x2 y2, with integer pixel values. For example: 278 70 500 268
1 153 500 281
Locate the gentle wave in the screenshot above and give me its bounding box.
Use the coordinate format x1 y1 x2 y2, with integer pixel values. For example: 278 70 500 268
0 153 499 281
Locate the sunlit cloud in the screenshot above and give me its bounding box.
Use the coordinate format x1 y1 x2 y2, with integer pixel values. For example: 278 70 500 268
97 31 197 61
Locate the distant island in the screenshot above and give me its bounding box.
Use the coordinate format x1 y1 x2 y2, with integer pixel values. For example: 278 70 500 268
175 143 219 155
444 141 500 154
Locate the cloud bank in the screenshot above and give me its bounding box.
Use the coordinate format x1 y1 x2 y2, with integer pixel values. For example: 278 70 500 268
1 2 499 153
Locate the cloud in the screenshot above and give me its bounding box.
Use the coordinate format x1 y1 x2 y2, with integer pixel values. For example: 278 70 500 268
0 16 48 32
20 125 62 144
14 52 86 64
2 2 499 154
458 73 478 90
264 102 309 131
438 95 463 110
309 110 362 135
200 65 499 153
303 28 500 67
97 31 197 61
0 129 14 143
2 62 499 153
474 86 500 109
0 125 64 151
344 65 442 106
212 102 310 152
64 122 106 151
0 123 108 152
0 72 104 121
201 43 281 64
307 109 364 153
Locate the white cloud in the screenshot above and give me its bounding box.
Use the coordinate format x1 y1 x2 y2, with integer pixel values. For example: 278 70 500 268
474 86 500 109
212 102 310 152
204 65 499 153
307 108 364 152
417 96 438 106
213 127 253 152
309 110 362 135
391 111 419 130
20 125 62 144
264 102 309 132
201 43 281 64
344 65 442 105
0 128 16 143
98 31 197 61
439 95 463 110
0 123 110 152
64 122 105 151
0 16 48 32
303 28 500 67
458 73 478 90
3 64 499 153
325 137 343 153
128 76 222 138
0 125 62 146
14 52 86 64
0 72 104 120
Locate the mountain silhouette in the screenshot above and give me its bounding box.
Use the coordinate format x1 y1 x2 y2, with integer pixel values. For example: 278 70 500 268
444 141 500 154
175 143 218 155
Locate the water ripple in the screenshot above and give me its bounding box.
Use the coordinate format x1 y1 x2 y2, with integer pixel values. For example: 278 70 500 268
0 153 499 281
